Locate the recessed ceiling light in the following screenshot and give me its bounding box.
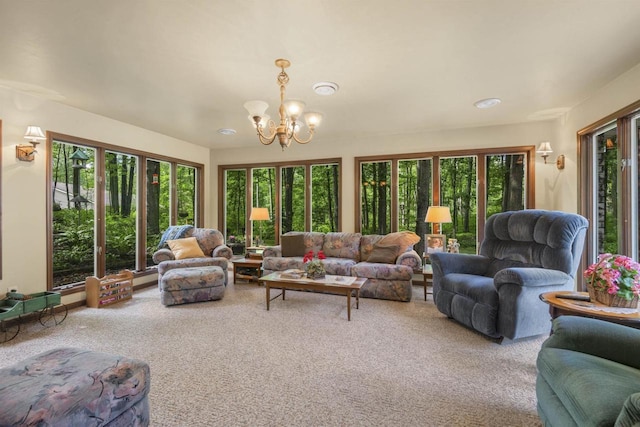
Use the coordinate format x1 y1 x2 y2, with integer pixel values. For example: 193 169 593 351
474 98 502 109
313 81 339 96
217 128 236 135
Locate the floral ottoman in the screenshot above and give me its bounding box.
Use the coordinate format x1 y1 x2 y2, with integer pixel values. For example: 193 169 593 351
159 265 225 306
0 347 150 426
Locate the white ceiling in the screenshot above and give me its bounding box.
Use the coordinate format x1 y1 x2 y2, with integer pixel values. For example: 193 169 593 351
2 0 640 149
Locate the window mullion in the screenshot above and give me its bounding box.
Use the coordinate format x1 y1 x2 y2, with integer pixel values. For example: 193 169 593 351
95 146 106 278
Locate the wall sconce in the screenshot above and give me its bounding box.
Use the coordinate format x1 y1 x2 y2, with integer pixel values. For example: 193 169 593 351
537 142 565 170
536 142 553 164
16 125 45 162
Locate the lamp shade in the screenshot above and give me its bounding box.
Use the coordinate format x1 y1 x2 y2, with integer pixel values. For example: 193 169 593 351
249 207 270 221
425 206 452 223
303 111 323 128
536 142 553 154
244 100 269 118
283 99 306 121
24 125 45 141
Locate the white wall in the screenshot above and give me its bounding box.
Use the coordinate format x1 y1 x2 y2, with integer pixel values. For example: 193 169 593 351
211 120 559 231
0 87 211 300
552 63 640 213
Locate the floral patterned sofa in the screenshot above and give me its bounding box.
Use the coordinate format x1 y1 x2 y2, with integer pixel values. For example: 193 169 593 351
262 232 422 302
152 226 233 286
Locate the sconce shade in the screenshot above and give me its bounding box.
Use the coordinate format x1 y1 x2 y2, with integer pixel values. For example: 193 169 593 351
24 125 45 143
249 207 270 221
425 206 452 223
17 125 45 161
536 142 553 155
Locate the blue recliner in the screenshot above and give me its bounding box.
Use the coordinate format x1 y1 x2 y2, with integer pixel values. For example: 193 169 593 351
430 210 588 341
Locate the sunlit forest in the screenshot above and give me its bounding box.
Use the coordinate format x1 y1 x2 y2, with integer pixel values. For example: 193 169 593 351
52 141 197 287
225 164 340 249
224 155 528 256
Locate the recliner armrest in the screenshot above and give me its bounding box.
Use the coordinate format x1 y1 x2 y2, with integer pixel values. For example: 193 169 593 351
494 267 571 288
616 393 640 427
430 252 491 276
543 316 640 370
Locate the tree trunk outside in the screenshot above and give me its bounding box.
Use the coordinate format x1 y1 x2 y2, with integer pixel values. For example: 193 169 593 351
147 161 160 235
282 168 294 233
332 164 339 231
415 159 431 256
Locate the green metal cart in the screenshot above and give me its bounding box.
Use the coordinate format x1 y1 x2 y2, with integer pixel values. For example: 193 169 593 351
0 291 67 343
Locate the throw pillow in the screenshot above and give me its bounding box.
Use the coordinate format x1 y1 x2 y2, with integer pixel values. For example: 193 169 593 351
367 244 400 263
167 237 206 260
281 234 306 257
377 231 421 256
157 225 194 249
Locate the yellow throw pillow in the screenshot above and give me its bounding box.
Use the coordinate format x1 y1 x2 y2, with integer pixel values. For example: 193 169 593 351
167 237 205 260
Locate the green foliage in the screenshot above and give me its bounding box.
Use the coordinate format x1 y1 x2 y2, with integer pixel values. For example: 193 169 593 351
224 163 340 244
53 209 138 272
311 164 339 232
360 161 391 234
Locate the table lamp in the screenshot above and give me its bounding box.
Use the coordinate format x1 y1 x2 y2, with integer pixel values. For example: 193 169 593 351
249 207 270 246
425 206 452 234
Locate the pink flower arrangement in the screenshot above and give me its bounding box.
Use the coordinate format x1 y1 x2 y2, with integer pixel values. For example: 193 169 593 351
583 253 640 300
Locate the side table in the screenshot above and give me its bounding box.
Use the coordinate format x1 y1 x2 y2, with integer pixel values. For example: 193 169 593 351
422 264 433 301
540 291 640 330
232 258 263 284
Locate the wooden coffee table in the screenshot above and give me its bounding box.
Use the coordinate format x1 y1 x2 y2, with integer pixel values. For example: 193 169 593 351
540 291 640 329
259 272 366 321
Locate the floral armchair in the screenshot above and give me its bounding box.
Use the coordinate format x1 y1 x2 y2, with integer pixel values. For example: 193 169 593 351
152 226 233 285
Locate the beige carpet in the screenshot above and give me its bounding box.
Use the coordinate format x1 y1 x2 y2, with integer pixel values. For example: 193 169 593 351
0 280 545 426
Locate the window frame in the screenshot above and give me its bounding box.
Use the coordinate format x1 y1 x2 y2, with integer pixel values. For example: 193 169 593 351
218 157 342 244
355 146 535 245
577 99 640 288
46 132 204 294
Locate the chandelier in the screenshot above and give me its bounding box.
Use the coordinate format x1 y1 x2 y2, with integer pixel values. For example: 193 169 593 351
244 59 323 150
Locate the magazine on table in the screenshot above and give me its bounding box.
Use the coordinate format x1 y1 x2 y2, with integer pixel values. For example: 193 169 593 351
279 269 305 279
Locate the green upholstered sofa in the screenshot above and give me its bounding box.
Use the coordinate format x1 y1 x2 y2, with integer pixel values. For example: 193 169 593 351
536 316 640 426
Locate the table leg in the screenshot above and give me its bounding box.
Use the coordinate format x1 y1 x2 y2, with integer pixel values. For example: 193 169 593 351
233 264 238 284
266 284 270 311
423 274 428 301
347 291 351 321
282 288 286 300
356 289 360 309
